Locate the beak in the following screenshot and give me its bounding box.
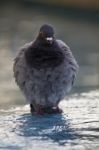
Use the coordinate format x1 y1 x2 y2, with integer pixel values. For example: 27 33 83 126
46 37 53 44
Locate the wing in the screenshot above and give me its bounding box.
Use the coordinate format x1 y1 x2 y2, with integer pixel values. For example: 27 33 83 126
57 39 79 71
13 42 32 90
57 39 79 85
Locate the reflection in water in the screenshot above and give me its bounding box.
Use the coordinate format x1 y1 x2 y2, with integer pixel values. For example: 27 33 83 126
0 91 99 149
16 114 74 143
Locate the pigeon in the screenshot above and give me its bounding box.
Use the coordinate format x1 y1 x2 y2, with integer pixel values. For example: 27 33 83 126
13 24 79 115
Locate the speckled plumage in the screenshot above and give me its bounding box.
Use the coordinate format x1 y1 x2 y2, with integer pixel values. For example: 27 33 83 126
13 25 78 111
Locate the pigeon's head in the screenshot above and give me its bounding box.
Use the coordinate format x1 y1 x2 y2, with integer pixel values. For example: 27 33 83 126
38 24 55 45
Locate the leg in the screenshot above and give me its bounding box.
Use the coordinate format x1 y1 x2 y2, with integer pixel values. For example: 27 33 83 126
30 103 44 115
30 104 35 114
35 104 44 115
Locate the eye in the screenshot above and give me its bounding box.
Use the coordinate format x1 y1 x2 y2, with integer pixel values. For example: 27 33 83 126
39 32 43 37
39 32 46 38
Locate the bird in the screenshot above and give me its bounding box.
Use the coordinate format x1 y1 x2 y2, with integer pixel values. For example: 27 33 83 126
13 24 79 115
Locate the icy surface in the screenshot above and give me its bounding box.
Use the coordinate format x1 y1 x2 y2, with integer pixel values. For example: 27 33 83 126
0 90 99 150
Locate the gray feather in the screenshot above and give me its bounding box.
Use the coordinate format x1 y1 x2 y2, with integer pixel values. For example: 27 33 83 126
13 40 78 107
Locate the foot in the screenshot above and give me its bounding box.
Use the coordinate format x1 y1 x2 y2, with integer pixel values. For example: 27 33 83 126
30 104 35 115
30 104 44 115
55 107 63 114
43 106 63 114
30 104 62 115
36 104 44 115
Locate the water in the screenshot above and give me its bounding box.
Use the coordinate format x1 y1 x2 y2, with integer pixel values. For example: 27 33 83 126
0 1 99 150
0 91 99 150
